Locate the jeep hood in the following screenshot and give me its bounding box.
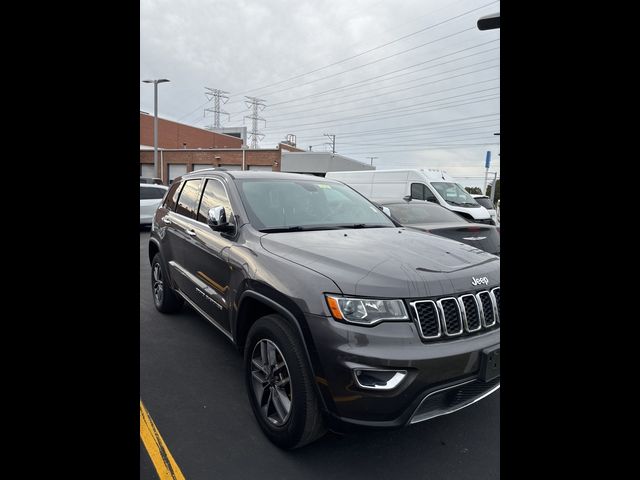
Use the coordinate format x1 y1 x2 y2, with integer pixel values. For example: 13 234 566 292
260 228 499 298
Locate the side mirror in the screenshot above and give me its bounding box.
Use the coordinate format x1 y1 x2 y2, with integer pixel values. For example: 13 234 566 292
207 206 235 234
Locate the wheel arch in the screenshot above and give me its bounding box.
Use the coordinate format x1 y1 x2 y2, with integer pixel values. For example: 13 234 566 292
235 289 333 414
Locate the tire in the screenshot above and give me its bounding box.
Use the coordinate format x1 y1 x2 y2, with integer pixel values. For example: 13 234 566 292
244 314 326 449
151 253 183 313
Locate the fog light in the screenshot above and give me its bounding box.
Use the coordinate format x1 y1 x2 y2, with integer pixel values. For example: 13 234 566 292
354 369 407 390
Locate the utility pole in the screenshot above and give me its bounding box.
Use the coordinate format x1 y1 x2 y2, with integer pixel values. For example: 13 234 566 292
367 156 378 166
244 96 267 148
142 79 170 180
323 133 336 153
490 172 498 204
204 87 230 129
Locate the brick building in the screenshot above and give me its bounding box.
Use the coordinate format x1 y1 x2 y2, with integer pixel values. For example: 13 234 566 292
140 112 243 150
140 113 372 184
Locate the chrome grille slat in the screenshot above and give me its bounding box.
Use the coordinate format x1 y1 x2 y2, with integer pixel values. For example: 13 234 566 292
437 297 463 336
411 300 441 339
459 294 482 332
477 290 497 327
490 287 500 323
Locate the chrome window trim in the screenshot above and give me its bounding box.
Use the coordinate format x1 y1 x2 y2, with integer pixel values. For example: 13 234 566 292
458 294 482 333
476 290 497 327
490 287 500 323
437 297 464 336
410 300 442 340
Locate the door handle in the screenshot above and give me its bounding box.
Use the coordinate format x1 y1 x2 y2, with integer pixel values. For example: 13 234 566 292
162 217 172 225
186 229 197 236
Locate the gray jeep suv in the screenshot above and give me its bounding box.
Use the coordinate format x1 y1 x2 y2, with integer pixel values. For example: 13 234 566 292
148 169 500 448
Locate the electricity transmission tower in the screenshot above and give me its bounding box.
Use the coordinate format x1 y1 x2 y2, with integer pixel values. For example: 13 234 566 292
244 96 267 148
204 87 230 129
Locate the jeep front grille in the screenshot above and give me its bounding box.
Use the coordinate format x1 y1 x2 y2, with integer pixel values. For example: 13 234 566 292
411 287 500 340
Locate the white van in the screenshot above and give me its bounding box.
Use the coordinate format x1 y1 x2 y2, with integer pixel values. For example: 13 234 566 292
326 169 494 224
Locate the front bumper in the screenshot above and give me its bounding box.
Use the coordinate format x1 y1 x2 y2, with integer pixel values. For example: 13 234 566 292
305 313 500 429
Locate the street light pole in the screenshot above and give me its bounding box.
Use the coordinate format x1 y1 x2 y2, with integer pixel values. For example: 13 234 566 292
143 79 170 181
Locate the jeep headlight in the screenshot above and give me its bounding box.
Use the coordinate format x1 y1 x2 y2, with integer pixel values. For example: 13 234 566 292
325 295 409 326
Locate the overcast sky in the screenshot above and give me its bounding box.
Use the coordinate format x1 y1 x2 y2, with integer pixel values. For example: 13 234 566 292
141 0 500 188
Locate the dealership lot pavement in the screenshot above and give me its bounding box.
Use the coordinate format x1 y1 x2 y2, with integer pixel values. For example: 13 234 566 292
140 230 500 479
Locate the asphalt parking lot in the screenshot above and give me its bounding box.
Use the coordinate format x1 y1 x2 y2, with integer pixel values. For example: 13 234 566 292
140 230 500 479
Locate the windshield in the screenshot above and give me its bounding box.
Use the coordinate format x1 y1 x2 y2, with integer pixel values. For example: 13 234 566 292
473 197 495 209
236 179 395 231
431 182 480 207
386 203 465 225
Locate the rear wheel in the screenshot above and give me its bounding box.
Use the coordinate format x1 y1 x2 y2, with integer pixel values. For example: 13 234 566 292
244 314 326 449
151 253 183 313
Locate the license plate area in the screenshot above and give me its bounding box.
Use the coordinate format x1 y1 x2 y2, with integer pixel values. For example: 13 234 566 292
480 345 500 381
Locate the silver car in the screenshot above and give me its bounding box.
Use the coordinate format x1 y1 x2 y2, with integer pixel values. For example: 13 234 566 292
140 183 168 225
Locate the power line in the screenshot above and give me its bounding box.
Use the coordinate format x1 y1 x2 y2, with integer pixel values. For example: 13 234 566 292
223 42 499 124
265 115 501 148
226 26 477 105
248 40 499 111
338 132 499 148
264 56 499 119
268 88 500 130
341 142 500 155
329 120 501 140
288 113 501 139
232 1 499 98
268 76 499 125
265 94 499 136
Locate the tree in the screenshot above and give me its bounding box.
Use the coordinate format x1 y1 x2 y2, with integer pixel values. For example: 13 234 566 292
465 186 483 195
485 179 500 204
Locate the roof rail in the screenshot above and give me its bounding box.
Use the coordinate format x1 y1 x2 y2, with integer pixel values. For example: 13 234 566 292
187 167 225 173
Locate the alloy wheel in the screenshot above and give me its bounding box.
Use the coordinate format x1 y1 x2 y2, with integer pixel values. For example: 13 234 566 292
152 263 164 305
250 339 293 426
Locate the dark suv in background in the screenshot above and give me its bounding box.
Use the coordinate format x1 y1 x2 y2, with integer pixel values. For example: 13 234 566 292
148 169 500 448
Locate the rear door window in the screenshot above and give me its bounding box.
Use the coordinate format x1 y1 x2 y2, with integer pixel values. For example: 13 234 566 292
175 179 203 218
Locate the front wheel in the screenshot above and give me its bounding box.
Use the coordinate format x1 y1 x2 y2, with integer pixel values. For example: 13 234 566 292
244 314 326 449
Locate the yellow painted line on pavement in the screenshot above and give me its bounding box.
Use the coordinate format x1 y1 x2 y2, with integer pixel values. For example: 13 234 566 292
140 400 186 480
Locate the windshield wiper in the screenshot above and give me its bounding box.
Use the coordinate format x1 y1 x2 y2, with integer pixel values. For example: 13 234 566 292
259 225 342 233
341 224 389 229
260 224 389 233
